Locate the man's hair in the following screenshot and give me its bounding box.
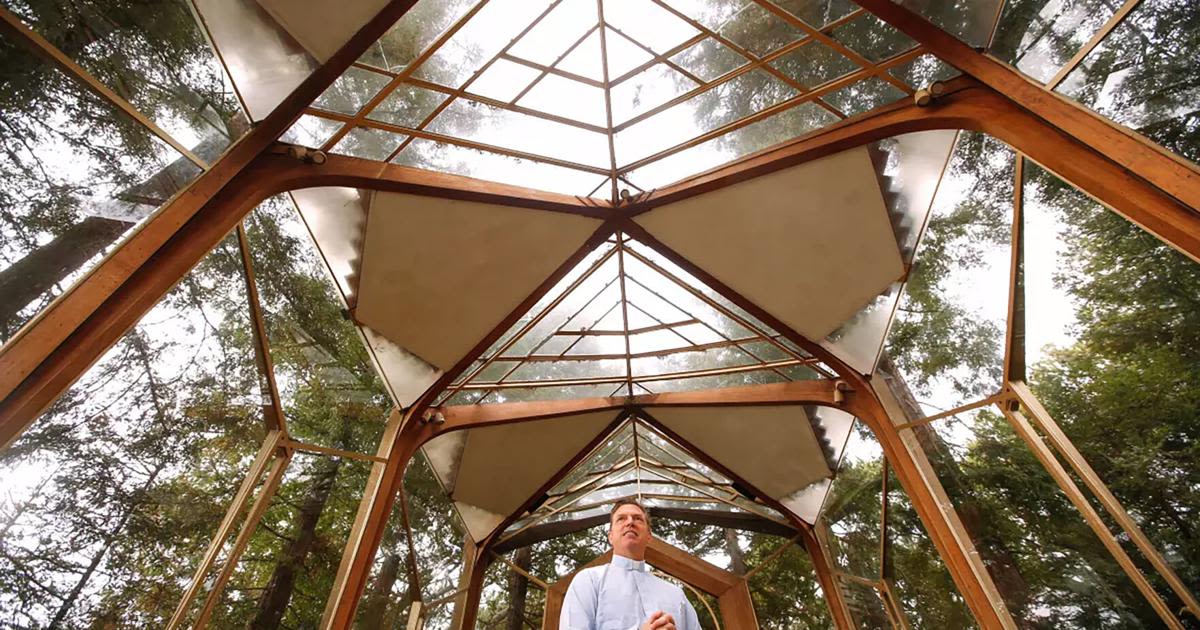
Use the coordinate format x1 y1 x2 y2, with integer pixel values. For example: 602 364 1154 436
609 498 651 529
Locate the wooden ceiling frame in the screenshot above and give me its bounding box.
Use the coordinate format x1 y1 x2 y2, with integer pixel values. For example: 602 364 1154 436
3 6 1199 624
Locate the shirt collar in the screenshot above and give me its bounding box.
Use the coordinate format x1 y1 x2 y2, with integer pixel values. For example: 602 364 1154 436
611 552 648 572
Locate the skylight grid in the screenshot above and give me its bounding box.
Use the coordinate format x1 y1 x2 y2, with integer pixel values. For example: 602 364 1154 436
299 0 934 200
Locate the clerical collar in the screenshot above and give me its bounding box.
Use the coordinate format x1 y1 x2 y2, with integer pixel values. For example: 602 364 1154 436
611 553 648 572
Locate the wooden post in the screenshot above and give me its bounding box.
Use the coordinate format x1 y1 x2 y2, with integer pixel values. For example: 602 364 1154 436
449 536 490 630
717 580 759 629
806 524 855 630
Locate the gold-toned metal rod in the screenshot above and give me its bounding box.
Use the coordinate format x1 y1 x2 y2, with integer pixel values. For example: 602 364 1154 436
999 405 1184 629
194 453 293 629
166 430 283 629
1010 381 1200 619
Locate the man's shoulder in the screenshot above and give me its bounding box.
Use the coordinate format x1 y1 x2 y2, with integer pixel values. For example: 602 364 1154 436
566 564 607 589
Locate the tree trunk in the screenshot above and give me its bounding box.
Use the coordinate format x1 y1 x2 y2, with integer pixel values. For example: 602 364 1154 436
505 546 532 630
723 528 747 575
48 463 164 629
877 352 1035 622
0 216 130 334
359 551 403 629
248 455 343 629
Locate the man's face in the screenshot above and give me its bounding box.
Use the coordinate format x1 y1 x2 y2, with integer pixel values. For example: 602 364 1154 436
608 503 651 560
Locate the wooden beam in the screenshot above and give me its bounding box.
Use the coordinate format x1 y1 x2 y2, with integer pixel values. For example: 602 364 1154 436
718 580 760 630
806 524 854 630
625 77 1200 264
1003 156 1027 383
646 537 739 595
0 152 610 451
449 536 490 630
433 379 861 434
0 0 430 447
853 0 1200 217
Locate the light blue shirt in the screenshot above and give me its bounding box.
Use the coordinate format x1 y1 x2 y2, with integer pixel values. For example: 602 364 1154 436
560 554 701 630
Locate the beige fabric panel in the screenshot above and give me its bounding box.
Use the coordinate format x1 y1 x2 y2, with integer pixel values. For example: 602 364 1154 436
453 411 618 518
634 147 903 340
256 0 391 62
650 405 832 500
355 193 601 370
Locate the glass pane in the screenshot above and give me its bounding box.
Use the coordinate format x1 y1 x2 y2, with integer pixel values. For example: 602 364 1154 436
425 99 610 168
888 53 961 90
989 0 1119 85
245 198 391 453
417 0 559 87
885 469 977 627
719 1 805 57
604 0 701 54
771 41 859 88
367 83 449 129
212 453 371 626
919 408 1170 626
192 0 317 120
8 0 246 148
823 76 906 116
405 452 467 629
894 0 1005 48
1021 162 1200 615
0 236 263 627
313 65 392 116
610 63 698 125
1055 0 1200 163
748 535 835 629
821 423 884 579
359 0 479 72
508 0 597 67
670 37 749 81
831 14 917 62
0 41 202 343
280 113 344 147
840 578 890 629
884 132 1014 410
771 0 858 29
331 127 408 160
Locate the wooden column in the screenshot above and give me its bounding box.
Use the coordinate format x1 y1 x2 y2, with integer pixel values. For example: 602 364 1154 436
718 581 759 629
449 536 491 630
804 525 854 630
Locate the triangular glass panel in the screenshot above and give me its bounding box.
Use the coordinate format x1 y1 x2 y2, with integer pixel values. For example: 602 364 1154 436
508 0 598 66
603 0 702 54
557 29 605 81
439 234 825 405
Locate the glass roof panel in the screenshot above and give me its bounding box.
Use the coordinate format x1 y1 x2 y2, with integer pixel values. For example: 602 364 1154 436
312 65 392 115
330 127 407 160
359 0 479 72
989 0 1119 84
719 1 807 56
771 41 859 88
366 83 449 128
301 0 938 195
508 0 598 65
772 0 859 29
425 99 610 168
604 0 703 53
517 74 610 127
831 13 918 62
558 30 606 81
670 37 749 81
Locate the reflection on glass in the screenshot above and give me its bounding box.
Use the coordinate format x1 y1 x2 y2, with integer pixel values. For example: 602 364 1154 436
831 13 917 63
417 0 558 87
670 37 748 81
823 76 906 116
359 0 479 72
989 0 1118 85
921 409 1167 627
0 41 202 343
894 0 1005 48
245 198 390 453
771 0 858 29
771 41 859 88
192 0 317 120
368 83 449 128
1056 0 1200 162
884 133 1014 409
331 127 407 160
312 65 392 115
8 0 246 148
718 1 805 56
0 236 263 626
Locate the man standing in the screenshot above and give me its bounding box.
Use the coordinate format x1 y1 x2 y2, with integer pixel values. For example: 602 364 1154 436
560 498 701 630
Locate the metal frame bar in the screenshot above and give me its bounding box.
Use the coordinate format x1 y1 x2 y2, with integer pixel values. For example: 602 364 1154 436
998 403 1183 629
1009 381 1200 620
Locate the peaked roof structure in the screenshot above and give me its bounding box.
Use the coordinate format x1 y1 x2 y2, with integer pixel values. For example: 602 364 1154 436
4 0 1199 628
